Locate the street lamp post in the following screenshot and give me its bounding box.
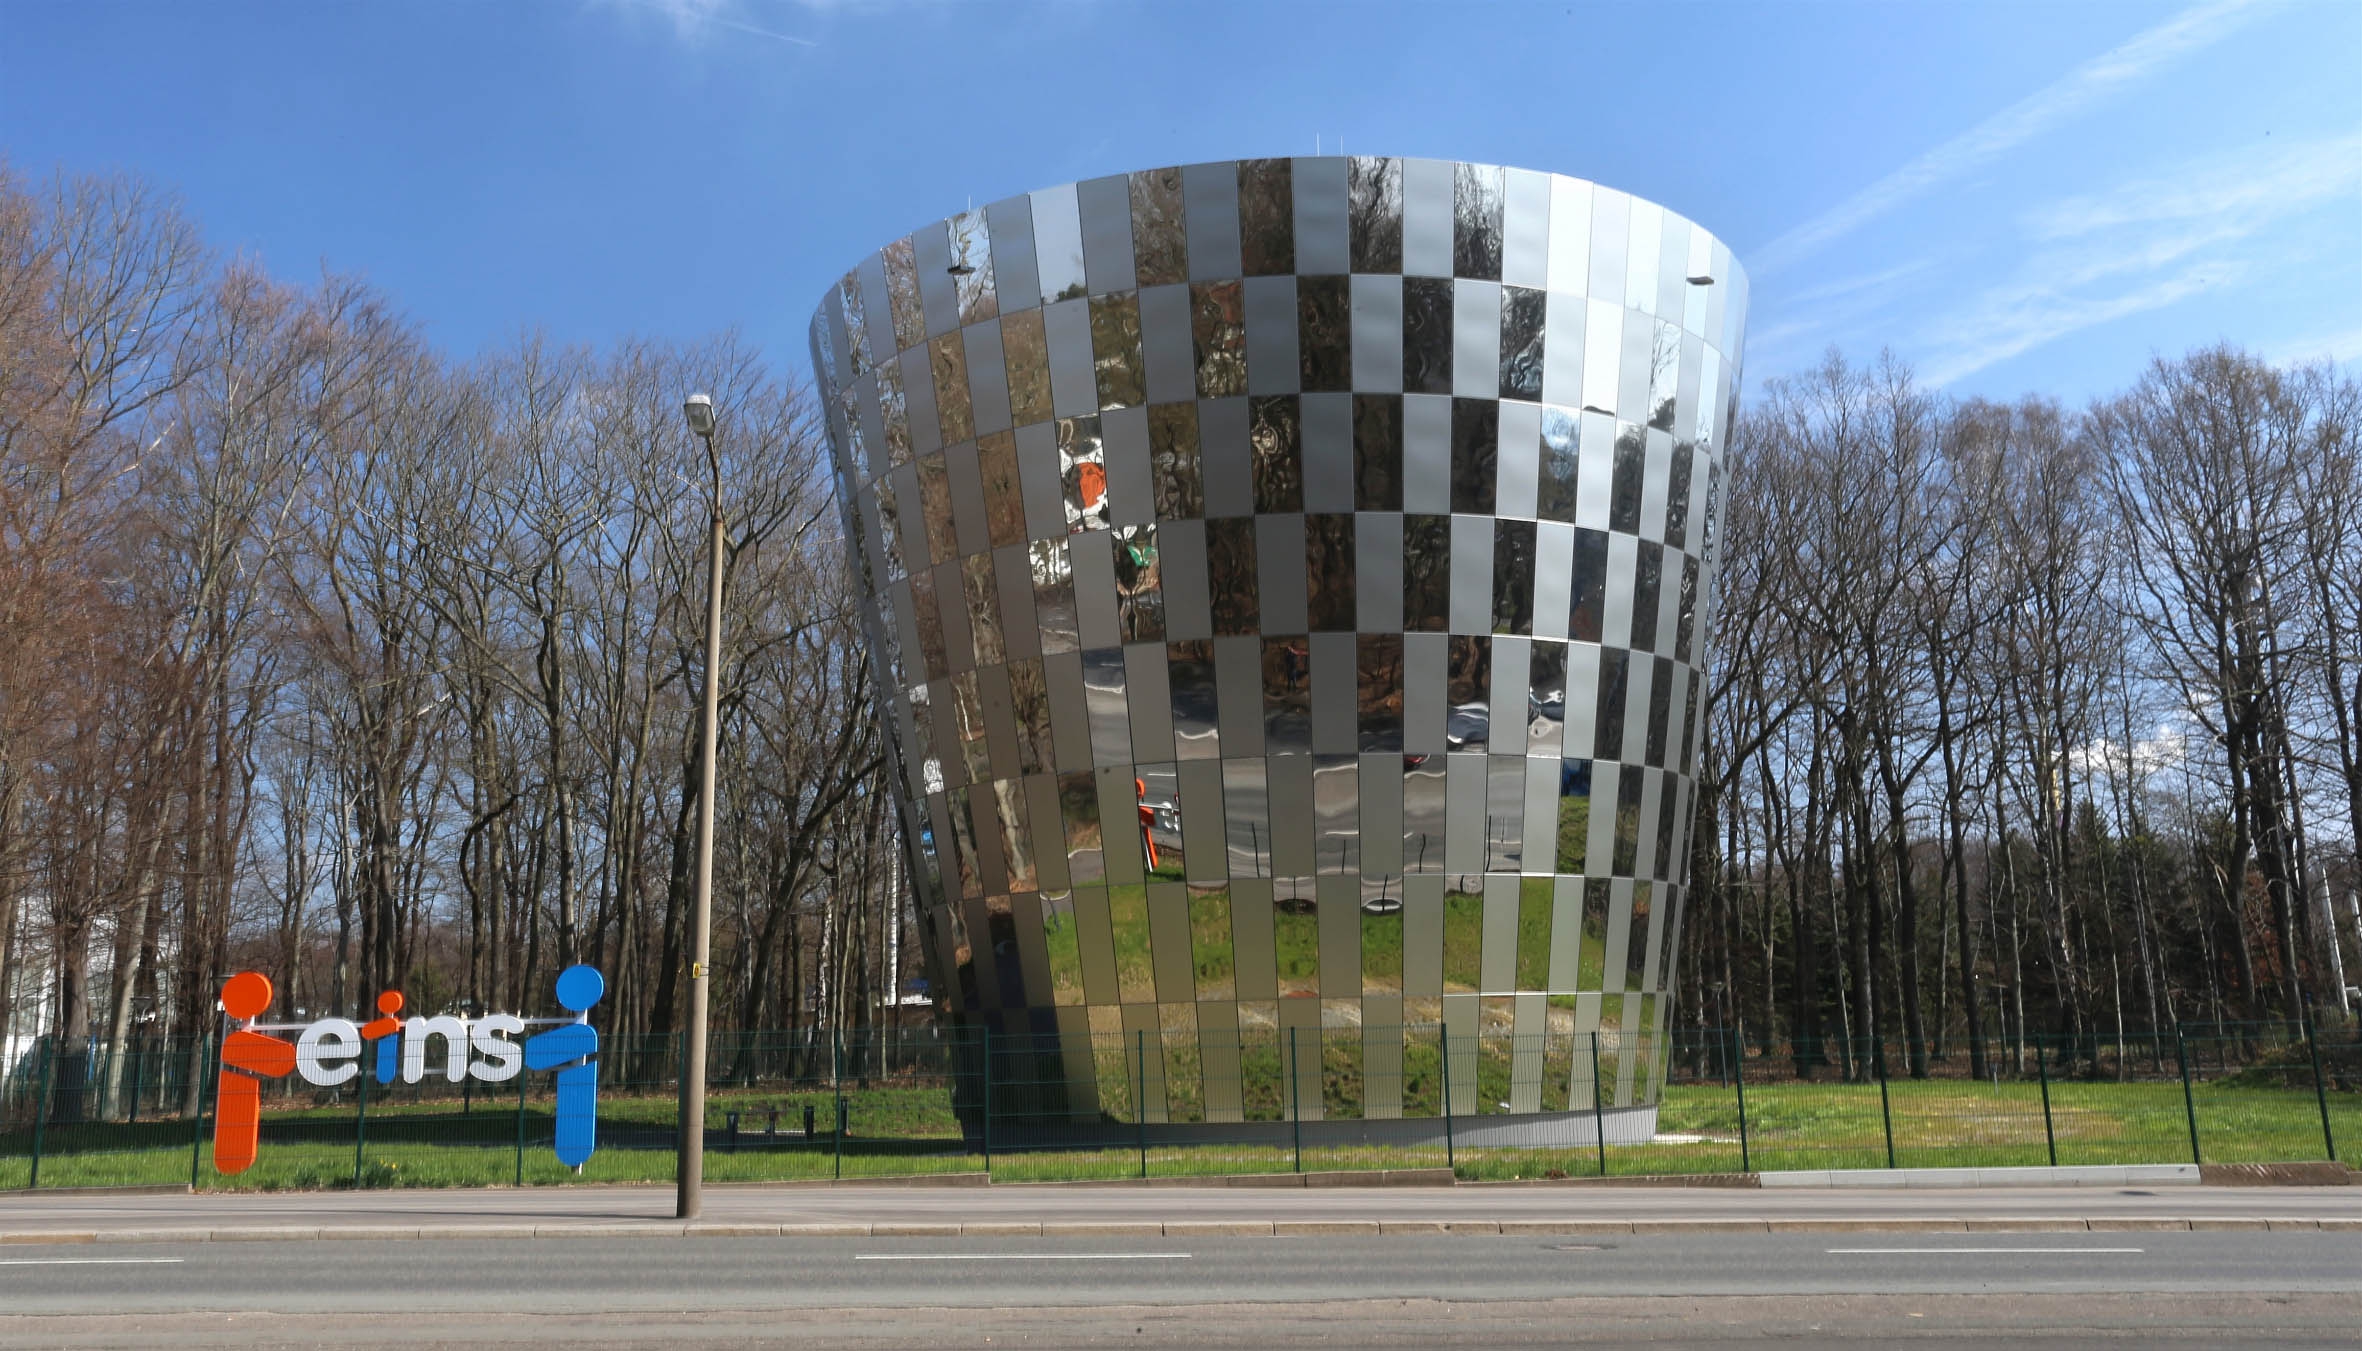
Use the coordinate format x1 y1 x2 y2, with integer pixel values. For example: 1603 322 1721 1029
678 392 723 1220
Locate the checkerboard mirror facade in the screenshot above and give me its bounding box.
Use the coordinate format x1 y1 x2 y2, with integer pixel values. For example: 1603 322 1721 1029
810 159 1746 1133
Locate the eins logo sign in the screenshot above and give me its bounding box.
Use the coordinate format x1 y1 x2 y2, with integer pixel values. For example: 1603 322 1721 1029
213 964 605 1175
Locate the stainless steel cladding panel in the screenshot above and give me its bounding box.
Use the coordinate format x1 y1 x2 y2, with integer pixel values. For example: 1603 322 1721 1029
811 159 1745 1118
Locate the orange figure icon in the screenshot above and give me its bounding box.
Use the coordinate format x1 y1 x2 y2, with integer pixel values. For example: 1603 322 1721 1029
360 989 404 1085
214 972 296 1175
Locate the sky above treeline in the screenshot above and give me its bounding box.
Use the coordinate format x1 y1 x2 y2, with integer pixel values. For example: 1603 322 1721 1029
4 0 2355 405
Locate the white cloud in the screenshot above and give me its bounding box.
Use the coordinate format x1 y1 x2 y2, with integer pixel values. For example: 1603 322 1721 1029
599 0 820 46
2026 129 2362 239
1915 128 2361 386
1753 0 2268 274
1742 259 1942 375
1920 265 2231 386
2266 323 2362 367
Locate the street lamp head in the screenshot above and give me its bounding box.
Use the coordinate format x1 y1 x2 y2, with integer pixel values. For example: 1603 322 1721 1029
682 393 716 439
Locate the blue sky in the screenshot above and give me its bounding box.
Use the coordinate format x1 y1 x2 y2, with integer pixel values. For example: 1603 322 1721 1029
4 0 2355 404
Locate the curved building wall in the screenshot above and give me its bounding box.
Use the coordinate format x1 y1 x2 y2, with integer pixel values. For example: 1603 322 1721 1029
809 158 1745 1126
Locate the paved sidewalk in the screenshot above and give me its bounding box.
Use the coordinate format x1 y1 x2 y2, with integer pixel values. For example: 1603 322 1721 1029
0 1181 2353 1243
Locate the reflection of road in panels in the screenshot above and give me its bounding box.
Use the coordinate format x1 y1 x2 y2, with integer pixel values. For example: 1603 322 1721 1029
1312 758 1359 875
1223 768 1269 878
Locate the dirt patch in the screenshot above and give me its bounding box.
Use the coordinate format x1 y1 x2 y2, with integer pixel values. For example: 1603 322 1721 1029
2197 1161 2355 1186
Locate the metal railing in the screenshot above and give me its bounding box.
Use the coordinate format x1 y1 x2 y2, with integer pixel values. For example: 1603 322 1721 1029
4 1017 2353 1190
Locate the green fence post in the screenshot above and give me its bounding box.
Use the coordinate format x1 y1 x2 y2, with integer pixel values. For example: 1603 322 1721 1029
2175 1029 2201 1166
1876 1039 1896 1170
1134 1029 1149 1180
980 1025 992 1180
353 1057 371 1189
27 1040 55 1190
127 1042 142 1124
2036 1039 2058 1168
2302 1010 2334 1163
1590 1031 1607 1178
189 1028 215 1191
1287 1026 1302 1175
1730 1026 1751 1174
1440 1025 1455 1174
514 1059 528 1187
833 1031 845 1183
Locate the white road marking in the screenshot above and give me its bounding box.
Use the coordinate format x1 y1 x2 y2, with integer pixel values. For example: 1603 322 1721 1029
1827 1247 2144 1255
854 1253 1186 1261
0 1258 187 1266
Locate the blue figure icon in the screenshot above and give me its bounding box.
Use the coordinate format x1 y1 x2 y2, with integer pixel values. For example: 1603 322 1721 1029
525 964 604 1168
360 990 405 1085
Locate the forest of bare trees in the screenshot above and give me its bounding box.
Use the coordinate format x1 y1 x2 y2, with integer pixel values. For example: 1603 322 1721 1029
0 166 908 1120
1684 347 2362 1078
4 163 2358 1124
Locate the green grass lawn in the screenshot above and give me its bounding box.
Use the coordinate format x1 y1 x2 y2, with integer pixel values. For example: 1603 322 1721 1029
4 1077 2349 1191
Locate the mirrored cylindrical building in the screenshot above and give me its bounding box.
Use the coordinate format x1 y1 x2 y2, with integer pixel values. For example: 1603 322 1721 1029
810 159 1745 1143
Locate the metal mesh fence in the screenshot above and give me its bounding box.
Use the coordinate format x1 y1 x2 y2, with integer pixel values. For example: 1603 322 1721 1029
4 1016 2354 1190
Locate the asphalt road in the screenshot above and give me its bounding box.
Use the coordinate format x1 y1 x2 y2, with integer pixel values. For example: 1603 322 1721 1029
1 1181 2356 1233
1 1232 2357 1347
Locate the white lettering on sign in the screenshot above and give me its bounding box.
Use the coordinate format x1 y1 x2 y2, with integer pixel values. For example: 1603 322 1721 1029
470 1014 526 1081
294 1018 361 1086
403 1015 471 1082
280 1012 535 1087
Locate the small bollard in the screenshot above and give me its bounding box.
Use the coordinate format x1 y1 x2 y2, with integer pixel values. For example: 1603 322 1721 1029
803 1103 817 1138
766 1108 779 1138
725 1110 740 1153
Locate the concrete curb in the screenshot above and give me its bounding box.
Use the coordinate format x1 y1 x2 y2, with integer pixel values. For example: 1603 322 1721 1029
1760 1164 2204 1189
1 1215 2354 1245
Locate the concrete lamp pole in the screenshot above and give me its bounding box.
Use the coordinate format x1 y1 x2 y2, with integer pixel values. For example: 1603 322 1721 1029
678 391 723 1220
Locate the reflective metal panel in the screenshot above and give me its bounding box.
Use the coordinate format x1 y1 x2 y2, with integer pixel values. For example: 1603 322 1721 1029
1191 281 1247 398
1131 167 1188 289
1402 277 1453 395
1346 157 1403 273
1237 159 1297 277
1452 162 1505 280
814 159 1746 1124
1296 275 1350 394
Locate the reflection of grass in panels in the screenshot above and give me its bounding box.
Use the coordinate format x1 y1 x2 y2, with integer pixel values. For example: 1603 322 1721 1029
1162 1030 1205 1124
1107 885 1156 1003
1541 1034 1573 1111
1322 1028 1364 1118
1274 905 1320 996
1400 1031 1444 1116
1556 794 1588 873
1442 890 1483 992
1360 908 1403 991
1043 903 1087 1005
1090 1031 1135 1123
1238 1032 1286 1121
1577 916 1606 992
1189 888 1234 999
1515 878 1552 991
1473 1037 1516 1113
1147 835 1187 880
1545 914 1608 1011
